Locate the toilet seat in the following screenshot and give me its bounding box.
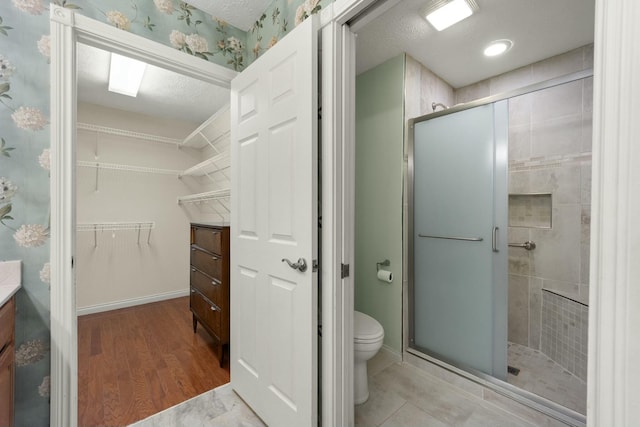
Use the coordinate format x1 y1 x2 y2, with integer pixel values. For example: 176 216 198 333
354 311 384 342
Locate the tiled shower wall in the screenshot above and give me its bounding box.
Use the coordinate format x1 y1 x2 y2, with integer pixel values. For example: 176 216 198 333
456 45 593 373
541 290 589 381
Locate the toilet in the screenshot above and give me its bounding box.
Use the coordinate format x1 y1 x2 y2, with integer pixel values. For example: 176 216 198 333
354 310 384 405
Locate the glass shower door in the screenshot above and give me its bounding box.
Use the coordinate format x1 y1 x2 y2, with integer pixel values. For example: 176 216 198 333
410 101 508 379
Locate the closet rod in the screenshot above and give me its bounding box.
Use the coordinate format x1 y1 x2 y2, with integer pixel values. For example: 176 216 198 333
77 222 155 246
77 122 182 145
76 222 155 232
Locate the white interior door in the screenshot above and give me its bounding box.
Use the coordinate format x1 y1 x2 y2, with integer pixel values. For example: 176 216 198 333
230 15 318 427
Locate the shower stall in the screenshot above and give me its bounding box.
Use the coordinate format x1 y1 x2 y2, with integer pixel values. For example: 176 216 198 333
408 69 592 423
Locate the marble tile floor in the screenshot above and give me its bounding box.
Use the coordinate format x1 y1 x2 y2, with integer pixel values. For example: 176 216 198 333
129 348 579 427
356 350 570 427
128 383 266 427
507 342 587 415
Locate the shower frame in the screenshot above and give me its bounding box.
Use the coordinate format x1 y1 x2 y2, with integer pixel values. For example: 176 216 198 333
406 67 593 427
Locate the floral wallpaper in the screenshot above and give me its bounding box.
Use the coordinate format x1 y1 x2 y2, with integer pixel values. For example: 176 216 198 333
0 0 326 425
245 0 331 66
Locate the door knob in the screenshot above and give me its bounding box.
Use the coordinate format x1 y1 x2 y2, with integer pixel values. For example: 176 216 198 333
282 257 308 272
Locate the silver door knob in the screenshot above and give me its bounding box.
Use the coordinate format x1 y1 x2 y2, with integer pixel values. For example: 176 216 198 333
282 257 308 272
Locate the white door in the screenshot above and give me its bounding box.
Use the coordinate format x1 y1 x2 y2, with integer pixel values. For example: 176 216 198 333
230 15 318 427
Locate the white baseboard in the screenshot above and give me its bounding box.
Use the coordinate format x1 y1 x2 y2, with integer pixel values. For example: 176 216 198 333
76 289 190 316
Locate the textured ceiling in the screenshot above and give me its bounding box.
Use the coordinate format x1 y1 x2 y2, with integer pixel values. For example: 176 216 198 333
77 43 229 125
78 0 595 124
182 0 273 31
355 0 595 88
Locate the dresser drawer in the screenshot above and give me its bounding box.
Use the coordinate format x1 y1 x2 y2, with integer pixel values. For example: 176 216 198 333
190 267 222 306
190 289 221 338
0 297 15 349
190 247 222 279
192 226 223 255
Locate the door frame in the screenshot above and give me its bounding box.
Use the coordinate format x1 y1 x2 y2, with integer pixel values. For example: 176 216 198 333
333 0 640 424
49 6 237 426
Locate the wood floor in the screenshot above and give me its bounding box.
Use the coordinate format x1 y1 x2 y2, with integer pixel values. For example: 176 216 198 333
78 296 230 427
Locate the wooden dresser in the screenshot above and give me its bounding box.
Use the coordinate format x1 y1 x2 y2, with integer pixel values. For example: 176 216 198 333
190 223 230 367
0 296 15 427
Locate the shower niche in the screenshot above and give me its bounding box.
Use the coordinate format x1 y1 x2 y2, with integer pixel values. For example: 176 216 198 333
508 193 552 229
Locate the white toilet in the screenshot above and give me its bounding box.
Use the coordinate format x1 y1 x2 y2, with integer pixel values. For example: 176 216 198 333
354 310 384 405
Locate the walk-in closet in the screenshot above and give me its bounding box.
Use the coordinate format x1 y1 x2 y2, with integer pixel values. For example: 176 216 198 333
75 43 232 425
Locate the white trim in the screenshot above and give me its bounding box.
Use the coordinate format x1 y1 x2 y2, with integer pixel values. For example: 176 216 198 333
50 8 77 427
321 2 379 425
320 16 353 427
49 6 237 427
76 289 190 316
588 0 640 424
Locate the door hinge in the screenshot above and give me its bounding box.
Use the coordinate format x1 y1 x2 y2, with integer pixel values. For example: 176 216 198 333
312 259 319 272
71 256 74 268
341 263 350 279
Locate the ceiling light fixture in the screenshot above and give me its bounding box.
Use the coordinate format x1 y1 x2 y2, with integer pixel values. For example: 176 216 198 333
422 0 479 31
484 39 513 57
108 53 147 97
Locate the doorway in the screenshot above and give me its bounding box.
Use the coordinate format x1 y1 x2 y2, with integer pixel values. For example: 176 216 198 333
49 8 237 425
73 40 233 424
351 0 594 424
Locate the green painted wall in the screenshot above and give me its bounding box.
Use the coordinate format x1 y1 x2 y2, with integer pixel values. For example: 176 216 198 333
355 54 405 353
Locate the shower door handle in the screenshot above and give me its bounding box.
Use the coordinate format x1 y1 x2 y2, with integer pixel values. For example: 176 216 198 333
492 227 499 252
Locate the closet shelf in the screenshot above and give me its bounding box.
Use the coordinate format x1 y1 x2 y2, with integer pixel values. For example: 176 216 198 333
179 152 230 178
181 104 230 149
77 160 182 176
77 122 182 145
178 188 230 205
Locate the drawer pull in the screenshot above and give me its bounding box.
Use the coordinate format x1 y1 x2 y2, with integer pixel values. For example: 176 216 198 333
211 281 219 286
192 268 196 272
191 247 196 251
211 255 219 260
191 289 196 293
210 306 218 311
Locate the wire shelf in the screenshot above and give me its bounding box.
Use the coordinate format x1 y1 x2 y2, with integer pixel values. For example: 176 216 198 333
177 188 230 205
77 222 155 232
77 122 182 145
77 222 155 246
179 152 230 177
77 161 182 176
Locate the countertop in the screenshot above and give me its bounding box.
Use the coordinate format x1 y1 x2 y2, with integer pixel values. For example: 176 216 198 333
0 283 20 307
0 260 21 306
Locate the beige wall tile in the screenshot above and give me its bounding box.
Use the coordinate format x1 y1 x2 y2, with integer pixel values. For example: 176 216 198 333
532 80 583 124
530 205 582 284
530 114 583 158
490 65 533 95
532 47 585 82
508 274 530 345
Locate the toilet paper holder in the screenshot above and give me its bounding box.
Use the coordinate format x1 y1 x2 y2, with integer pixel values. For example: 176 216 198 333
376 259 390 271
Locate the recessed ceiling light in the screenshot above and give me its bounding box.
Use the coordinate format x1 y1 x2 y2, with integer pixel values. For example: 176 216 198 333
422 0 479 32
484 39 513 57
108 53 147 97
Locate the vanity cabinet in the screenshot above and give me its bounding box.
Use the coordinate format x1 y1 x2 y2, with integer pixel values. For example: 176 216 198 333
0 296 15 427
190 224 230 367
